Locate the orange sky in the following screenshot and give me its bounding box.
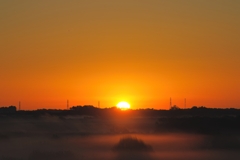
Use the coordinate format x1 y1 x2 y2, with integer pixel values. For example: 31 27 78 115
0 0 240 110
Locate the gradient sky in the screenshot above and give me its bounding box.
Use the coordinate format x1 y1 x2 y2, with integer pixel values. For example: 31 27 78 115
0 0 240 110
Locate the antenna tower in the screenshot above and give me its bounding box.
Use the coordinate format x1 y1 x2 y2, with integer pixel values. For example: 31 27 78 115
170 97 172 108
184 98 186 108
98 101 100 108
67 100 69 109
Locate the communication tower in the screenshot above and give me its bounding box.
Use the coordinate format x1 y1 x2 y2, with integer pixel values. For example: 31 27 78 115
98 101 100 108
170 97 172 108
67 100 69 109
19 101 21 111
184 98 186 108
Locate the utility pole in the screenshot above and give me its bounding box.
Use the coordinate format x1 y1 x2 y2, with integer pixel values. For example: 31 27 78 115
184 98 186 109
19 101 21 111
98 101 100 108
170 97 172 108
67 100 69 110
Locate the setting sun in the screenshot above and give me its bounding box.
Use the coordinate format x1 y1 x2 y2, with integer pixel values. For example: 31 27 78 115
116 101 131 110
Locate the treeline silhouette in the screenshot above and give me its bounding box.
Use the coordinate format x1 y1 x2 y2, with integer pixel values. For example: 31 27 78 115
0 105 240 117
1 105 240 135
0 106 16 113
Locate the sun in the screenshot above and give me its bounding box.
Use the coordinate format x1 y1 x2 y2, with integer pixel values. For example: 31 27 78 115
116 101 131 110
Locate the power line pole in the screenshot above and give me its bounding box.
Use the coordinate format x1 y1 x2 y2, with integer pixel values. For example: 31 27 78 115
184 98 186 109
19 101 21 111
67 100 69 110
170 97 172 108
98 101 100 108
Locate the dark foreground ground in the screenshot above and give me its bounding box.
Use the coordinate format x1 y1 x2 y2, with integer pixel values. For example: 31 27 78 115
0 109 240 160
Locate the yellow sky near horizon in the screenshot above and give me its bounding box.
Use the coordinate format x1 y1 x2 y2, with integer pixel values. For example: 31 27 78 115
0 0 240 110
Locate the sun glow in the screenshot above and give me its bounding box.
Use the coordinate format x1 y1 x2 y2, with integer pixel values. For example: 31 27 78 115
116 101 131 110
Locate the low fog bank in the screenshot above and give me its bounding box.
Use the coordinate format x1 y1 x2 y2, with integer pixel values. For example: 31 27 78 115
156 116 240 135
1 134 240 160
1 114 239 138
0 115 157 138
0 115 240 160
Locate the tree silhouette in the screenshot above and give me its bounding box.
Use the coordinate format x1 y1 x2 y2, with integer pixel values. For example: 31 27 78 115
170 105 180 110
